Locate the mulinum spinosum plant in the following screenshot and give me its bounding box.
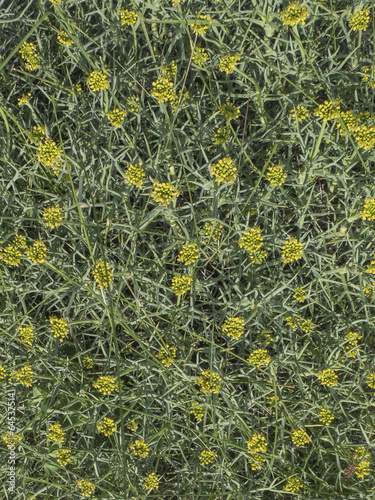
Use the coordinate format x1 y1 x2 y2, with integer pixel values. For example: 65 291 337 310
2 1 375 498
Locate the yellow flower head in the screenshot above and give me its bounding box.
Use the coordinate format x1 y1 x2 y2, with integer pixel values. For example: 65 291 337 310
204 222 222 240
125 162 145 188
190 401 205 421
219 54 240 74
222 316 245 340
152 180 179 205
247 432 267 470
18 93 31 105
193 47 209 66
93 375 116 395
156 344 177 367
130 439 149 458
127 420 139 431
171 275 193 295
319 408 334 425
144 472 159 491
57 31 73 46
317 368 338 387
292 428 309 446
191 14 212 35
280 3 309 26
107 108 127 127
337 111 360 136
161 61 177 80
43 205 62 228
197 369 221 394
25 241 47 264
315 100 341 121
0 364 6 379
19 325 34 346
214 126 230 145
219 102 239 121
120 9 137 27
97 417 116 436
267 164 286 186
239 227 265 261
354 447 371 477
49 317 69 341
362 65 375 88
151 76 175 103
284 477 303 493
293 105 309 121
57 449 71 467
343 331 361 357
211 157 237 184
354 125 375 150
361 198 375 221
87 70 109 92
293 286 306 302
3 245 22 266
199 450 217 465
47 422 65 444
14 364 33 387
30 126 45 143
177 243 199 265
248 349 271 367
77 479 95 497
37 139 61 167
367 372 375 389
2 433 22 449
93 260 113 288
281 237 303 264
349 9 370 31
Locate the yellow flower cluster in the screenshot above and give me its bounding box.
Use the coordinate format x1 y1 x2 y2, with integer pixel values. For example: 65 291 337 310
193 47 209 66
219 102 239 120
349 9 370 31
30 126 45 143
144 472 159 491
222 316 245 340
292 428 309 446
19 325 34 345
57 449 71 467
161 61 177 80
0 364 5 379
367 373 375 389
297 318 314 333
127 420 138 431
204 222 222 240
43 205 62 228
293 105 309 121
319 408 334 425
178 243 199 265
361 198 375 221
317 368 338 386
284 477 303 493
354 447 371 478
282 237 303 264
267 164 286 186
107 108 127 127
2 245 22 266
93 260 113 288
362 65 375 88
197 370 221 394
280 3 309 26
130 439 149 458
248 349 271 367
337 111 360 136
343 331 361 357
152 180 179 205
214 126 229 145
47 422 65 444
19 42 40 70
26 241 47 264
247 433 267 470
97 417 116 436
199 450 217 465
156 344 177 367
219 54 240 74
125 162 145 188
120 9 137 27
239 227 268 263
315 101 341 121
18 93 31 105
171 275 193 295
190 401 205 421
77 479 96 497
57 31 73 46
210 157 237 183
191 15 212 35
151 76 175 103
367 256 375 274
293 286 306 302
83 356 93 369
2 433 22 448
49 317 69 341
87 70 109 92
93 375 116 395
37 139 61 167
12 364 33 387
353 125 375 150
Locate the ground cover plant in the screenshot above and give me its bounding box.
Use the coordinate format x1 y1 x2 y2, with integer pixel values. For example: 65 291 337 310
1 0 375 498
